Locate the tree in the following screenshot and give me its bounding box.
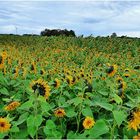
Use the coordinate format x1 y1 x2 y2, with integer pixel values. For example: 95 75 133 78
111 32 117 38
40 28 76 37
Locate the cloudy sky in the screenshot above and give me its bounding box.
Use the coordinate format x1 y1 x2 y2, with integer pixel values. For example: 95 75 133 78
0 0 140 37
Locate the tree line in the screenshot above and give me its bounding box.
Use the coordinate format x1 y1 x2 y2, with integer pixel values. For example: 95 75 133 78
40 28 76 37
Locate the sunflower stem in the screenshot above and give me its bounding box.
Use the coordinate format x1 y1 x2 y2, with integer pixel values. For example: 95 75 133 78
34 90 38 139
76 102 82 133
110 120 116 139
59 86 63 98
59 118 64 136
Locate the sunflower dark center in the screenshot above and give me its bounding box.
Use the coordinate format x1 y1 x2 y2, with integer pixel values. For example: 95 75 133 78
53 81 57 87
31 65 35 70
66 78 70 84
72 77 76 83
38 84 46 96
84 80 92 93
86 120 91 125
77 76 80 80
118 88 123 96
40 70 44 75
12 69 16 74
125 75 129 78
81 73 84 77
73 70 76 73
21 63 23 67
2 68 5 73
106 66 114 73
32 83 38 91
32 83 46 96
57 111 63 114
134 65 140 69
118 83 123 89
118 79 122 83
0 122 5 127
0 55 3 64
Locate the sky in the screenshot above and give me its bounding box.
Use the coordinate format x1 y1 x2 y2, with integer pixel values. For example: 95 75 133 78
0 0 140 37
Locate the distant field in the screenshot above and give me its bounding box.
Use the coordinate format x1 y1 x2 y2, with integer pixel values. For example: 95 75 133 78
0 35 140 139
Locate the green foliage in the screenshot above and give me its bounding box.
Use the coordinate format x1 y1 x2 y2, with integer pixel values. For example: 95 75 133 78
0 35 139 139
113 110 127 127
88 119 109 138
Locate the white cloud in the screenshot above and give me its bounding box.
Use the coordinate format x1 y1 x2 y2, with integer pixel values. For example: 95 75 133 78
0 25 16 33
0 1 140 37
117 31 140 37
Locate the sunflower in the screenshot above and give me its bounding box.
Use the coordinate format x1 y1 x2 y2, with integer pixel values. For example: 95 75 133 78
65 70 71 75
77 75 81 80
31 79 51 99
2 67 6 75
117 77 126 98
30 61 37 74
124 68 130 72
0 55 4 69
0 117 11 133
100 74 106 80
128 109 140 131
84 79 93 93
118 81 126 90
116 77 123 83
66 75 74 86
133 133 140 140
123 73 130 78
21 67 27 78
4 101 20 111
0 55 3 64
53 78 60 88
1 51 7 59
17 59 23 68
72 76 77 84
106 65 117 77
12 67 19 78
85 73 93 83
40 69 45 75
80 72 85 78
134 65 140 70
72 69 77 73
83 116 95 129
54 108 66 118
8 57 12 65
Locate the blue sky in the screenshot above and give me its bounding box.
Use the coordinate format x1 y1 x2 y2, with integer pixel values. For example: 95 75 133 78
0 0 140 37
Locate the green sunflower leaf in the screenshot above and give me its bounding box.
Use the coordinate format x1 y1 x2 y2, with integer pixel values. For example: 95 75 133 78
113 110 127 127
89 119 109 138
82 106 93 117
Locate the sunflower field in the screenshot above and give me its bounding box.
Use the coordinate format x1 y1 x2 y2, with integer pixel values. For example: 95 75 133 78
0 35 140 139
